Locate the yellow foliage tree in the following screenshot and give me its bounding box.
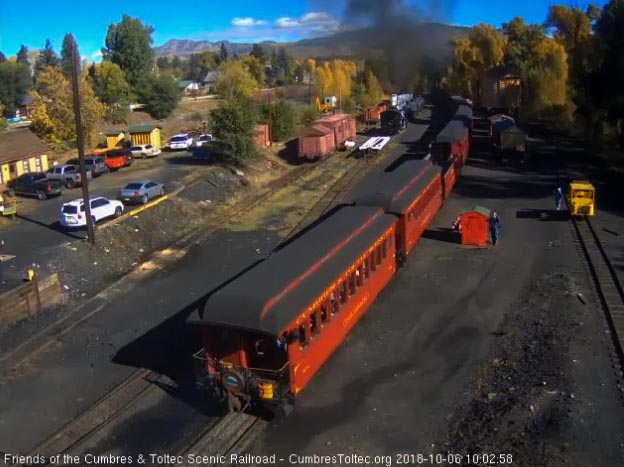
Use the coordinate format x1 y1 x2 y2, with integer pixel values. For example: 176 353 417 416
306 58 316 83
216 59 259 101
527 38 569 113
445 23 506 98
30 66 105 148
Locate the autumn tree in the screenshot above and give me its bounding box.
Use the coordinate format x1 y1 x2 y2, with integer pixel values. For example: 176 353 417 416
546 5 601 134
364 70 385 105
503 17 570 118
593 0 624 147
60 33 79 78
445 23 505 98
135 73 180 119
215 59 259 100
241 55 265 85
102 15 155 88
30 67 105 148
90 61 132 122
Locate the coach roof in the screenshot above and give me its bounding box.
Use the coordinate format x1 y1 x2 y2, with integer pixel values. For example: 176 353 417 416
190 206 397 335
436 120 468 144
354 161 441 214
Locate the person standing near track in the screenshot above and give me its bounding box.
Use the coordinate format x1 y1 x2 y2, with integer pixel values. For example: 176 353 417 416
488 211 501 246
555 187 564 211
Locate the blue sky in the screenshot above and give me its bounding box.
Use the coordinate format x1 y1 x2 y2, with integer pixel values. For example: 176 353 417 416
0 0 609 61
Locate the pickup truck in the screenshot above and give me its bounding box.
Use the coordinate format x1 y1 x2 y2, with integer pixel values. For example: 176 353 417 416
8 172 63 200
46 164 92 188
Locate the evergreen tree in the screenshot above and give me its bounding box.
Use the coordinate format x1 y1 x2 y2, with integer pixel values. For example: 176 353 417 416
210 98 258 165
218 43 228 64
0 51 6 63
102 15 155 88
249 44 266 62
60 33 79 78
17 45 29 65
156 56 171 70
35 39 60 76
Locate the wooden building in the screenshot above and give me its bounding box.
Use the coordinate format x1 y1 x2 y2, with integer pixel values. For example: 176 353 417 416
478 66 521 111
128 124 162 149
104 129 126 149
0 130 50 185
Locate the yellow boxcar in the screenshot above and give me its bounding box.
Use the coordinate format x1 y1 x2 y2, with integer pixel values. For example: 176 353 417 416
568 181 595 216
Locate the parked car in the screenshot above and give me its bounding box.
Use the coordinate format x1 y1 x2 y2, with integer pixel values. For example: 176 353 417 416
7 172 63 200
194 134 213 147
103 149 133 171
118 180 165 205
66 156 109 177
168 133 193 150
191 146 216 162
130 144 161 159
46 164 92 188
60 197 124 228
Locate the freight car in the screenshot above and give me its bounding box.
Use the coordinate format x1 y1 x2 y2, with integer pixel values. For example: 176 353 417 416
380 108 406 135
297 114 356 159
190 95 473 415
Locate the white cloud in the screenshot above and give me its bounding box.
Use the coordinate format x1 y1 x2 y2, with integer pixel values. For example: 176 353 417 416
274 11 339 32
231 17 268 27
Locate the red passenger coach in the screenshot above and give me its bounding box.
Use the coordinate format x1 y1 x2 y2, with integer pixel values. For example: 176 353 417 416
355 161 442 261
188 206 397 413
434 120 470 171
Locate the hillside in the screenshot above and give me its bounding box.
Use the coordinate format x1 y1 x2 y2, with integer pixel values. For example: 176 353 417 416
153 22 465 61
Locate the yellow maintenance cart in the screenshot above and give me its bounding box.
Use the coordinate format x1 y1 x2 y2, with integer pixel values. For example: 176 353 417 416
568 180 595 216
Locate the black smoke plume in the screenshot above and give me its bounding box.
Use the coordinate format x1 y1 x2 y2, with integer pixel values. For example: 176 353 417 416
309 0 460 91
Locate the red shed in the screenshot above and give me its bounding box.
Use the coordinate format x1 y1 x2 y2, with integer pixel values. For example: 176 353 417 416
298 124 335 159
459 205 490 247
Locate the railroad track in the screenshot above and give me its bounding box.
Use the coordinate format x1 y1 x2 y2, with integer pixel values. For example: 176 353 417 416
570 215 624 381
22 368 170 464
177 412 266 467
279 156 379 245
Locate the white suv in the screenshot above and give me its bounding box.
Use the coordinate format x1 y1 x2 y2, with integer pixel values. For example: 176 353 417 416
130 144 162 159
60 197 124 227
168 134 193 150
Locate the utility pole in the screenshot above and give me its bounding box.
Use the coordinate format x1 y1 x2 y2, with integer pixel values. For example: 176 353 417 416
268 90 272 147
71 42 95 245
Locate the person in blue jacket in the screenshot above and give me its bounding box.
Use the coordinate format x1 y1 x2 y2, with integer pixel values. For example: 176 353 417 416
489 212 501 246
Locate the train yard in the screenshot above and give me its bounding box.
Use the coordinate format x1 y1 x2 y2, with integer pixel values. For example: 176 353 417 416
2 98 624 467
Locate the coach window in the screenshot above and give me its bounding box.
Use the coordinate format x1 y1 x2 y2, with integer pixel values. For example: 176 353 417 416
382 237 387 259
330 289 338 313
370 252 376 272
357 264 364 286
298 324 307 347
320 300 329 324
348 272 356 295
364 258 370 279
340 281 347 304
376 245 382 265
309 311 318 338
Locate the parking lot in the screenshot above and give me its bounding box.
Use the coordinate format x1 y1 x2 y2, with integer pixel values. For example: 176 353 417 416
0 150 217 289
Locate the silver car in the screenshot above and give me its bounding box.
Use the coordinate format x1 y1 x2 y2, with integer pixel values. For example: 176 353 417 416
118 180 165 205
